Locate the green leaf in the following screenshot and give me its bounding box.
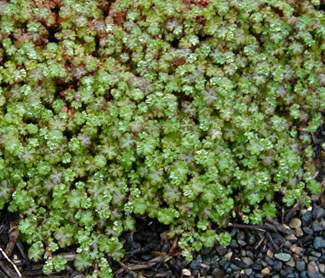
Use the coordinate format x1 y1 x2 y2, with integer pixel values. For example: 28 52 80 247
28 241 44 262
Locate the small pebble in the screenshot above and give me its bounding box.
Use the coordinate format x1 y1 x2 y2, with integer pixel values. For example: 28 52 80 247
189 260 200 270
321 219 325 228
303 227 314 235
238 239 247 246
302 211 313 227
244 269 253 276
233 258 247 269
218 258 227 267
272 233 285 246
261 267 270 275
311 251 322 257
211 268 224 278
285 259 295 268
224 251 233 261
273 261 283 271
237 231 245 240
295 227 304 237
200 263 210 270
319 264 325 273
312 222 324 232
265 256 274 266
300 271 309 278
267 249 274 257
243 257 254 266
216 246 227 256
252 262 263 271
289 218 302 229
285 234 297 241
225 267 233 274
309 256 319 261
248 234 256 245
314 236 325 250
314 207 325 220
289 244 303 255
308 261 321 278
230 240 239 248
280 269 288 276
182 269 191 276
296 260 306 272
284 240 292 249
240 250 246 257
230 264 241 271
247 250 254 257
274 253 292 262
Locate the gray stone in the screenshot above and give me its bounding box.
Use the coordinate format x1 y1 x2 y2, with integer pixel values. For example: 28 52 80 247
244 269 253 276
302 211 313 226
303 227 313 235
295 227 304 237
231 263 241 271
311 251 321 257
273 261 283 271
319 264 325 274
243 257 254 266
216 246 227 256
247 234 256 245
314 236 325 250
274 253 292 262
312 222 324 232
321 219 325 229
189 260 200 270
240 250 246 256
307 261 321 278
211 268 224 278
300 271 308 278
285 259 295 268
237 239 247 246
285 234 297 241
284 240 292 249
296 260 306 272
314 207 325 220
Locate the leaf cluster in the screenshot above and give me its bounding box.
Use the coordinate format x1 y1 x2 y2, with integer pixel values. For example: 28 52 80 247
0 0 324 276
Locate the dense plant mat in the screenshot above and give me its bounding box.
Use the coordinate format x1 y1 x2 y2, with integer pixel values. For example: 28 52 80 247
0 0 325 277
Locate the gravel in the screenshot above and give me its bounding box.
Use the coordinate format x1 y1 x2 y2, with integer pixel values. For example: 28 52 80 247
274 253 292 262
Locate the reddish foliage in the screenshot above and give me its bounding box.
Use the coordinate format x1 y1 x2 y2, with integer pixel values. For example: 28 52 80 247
160 231 169 243
172 57 186 67
182 0 209 7
33 0 61 9
168 235 179 255
110 9 127 26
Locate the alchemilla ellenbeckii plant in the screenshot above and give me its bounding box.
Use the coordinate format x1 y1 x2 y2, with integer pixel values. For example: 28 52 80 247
0 0 325 276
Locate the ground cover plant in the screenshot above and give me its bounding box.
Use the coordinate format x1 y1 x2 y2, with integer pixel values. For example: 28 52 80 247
0 0 325 277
